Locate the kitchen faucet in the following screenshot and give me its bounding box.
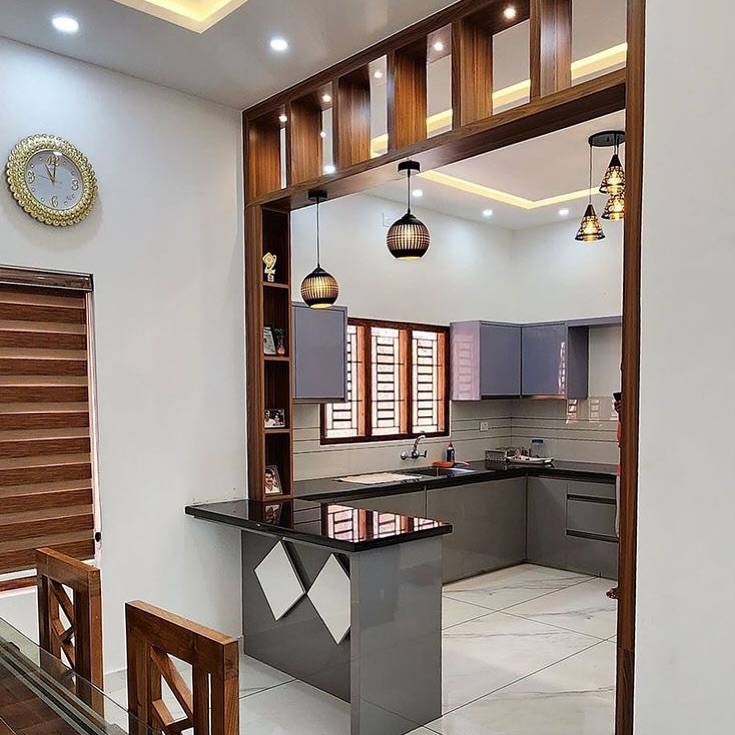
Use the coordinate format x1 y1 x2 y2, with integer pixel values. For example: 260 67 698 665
401 433 427 461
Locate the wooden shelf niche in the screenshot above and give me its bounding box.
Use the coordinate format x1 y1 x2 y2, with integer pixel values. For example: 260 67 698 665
247 205 294 501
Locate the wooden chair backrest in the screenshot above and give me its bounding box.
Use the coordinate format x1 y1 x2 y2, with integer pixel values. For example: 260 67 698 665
125 601 239 735
35 547 103 690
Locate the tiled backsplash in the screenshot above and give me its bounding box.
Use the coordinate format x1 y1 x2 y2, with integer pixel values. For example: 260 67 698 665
293 398 619 480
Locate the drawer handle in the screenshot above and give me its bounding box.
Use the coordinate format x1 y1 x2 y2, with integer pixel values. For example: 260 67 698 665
567 494 615 505
566 529 618 543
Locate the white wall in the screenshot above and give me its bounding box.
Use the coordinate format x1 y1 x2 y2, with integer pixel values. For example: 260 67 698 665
0 39 245 674
291 194 517 324
635 2 735 733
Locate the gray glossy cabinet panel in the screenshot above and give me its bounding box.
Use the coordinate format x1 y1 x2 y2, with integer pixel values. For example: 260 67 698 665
450 321 521 400
567 498 616 538
566 535 618 579
342 490 426 517
521 324 589 398
566 479 616 501
293 303 347 401
426 479 526 583
526 477 567 568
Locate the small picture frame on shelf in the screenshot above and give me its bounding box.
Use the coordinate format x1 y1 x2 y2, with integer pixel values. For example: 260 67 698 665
262 252 278 283
264 408 286 428
264 465 282 496
263 326 277 355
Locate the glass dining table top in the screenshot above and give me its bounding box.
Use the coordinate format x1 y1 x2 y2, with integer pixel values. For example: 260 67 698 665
0 616 153 735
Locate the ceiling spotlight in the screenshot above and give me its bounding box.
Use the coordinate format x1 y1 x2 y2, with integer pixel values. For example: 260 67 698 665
503 6 517 20
559 208 570 217
433 40 445 52
373 70 384 79
482 209 494 217
278 114 288 123
412 189 423 198
52 15 79 33
269 37 289 52
323 164 336 174
321 93 332 103
320 131 327 139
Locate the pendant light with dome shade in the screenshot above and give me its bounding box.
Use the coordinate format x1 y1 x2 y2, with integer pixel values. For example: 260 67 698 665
386 161 431 259
575 138 605 242
300 190 339 309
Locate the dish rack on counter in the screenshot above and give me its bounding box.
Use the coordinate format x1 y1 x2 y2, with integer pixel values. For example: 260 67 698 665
485 448 554 465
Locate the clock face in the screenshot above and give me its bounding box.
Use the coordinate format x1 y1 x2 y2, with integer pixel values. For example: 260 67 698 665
26 150 84 212
5 134 97 227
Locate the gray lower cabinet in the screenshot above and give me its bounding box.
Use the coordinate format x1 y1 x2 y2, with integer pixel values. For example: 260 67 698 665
526 477 568 569
527 477 618 579
293 303 348 401
341 490 427 517
426 479 526 583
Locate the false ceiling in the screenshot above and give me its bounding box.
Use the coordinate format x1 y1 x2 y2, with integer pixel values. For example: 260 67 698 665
0 0 625 108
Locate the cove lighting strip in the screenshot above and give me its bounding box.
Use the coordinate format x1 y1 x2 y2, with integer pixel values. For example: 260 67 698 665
111 0 250 32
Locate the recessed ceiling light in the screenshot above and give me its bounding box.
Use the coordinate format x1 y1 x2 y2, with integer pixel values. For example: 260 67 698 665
269 37 289 52
52 15 79 33
278 114 288 123
324 164 336 174
433 40 444 52
559 208 570 216
321 93 332 103
482 209 494 217
412 189 423 198
320 131 327 139
503 6 517 20
373 70 383 79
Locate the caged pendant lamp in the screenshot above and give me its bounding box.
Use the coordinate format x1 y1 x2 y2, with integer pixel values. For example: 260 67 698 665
386 161 431 259
300 190 339 309
575 140 605 242
592 129 626 221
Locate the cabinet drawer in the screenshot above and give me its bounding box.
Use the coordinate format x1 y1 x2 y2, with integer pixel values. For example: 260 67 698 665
566 479 616 500
566 497 616 538
566 534 618 580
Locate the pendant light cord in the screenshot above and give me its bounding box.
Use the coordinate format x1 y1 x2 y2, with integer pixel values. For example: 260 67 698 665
406 164 412 215
315 195 321 267
588 144 593 204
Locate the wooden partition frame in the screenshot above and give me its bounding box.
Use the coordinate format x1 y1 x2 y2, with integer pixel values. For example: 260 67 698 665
125 601 239 735
243 1 645 731
35 547 103 690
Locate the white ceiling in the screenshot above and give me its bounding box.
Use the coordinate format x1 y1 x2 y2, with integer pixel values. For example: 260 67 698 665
0 0 625 109
370 110 627 230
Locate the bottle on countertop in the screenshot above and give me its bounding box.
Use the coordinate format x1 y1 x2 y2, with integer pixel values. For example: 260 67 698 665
446 441 456 463
530 438 545 458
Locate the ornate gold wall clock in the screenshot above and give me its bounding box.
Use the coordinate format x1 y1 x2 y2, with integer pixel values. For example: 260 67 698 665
5 134 97 226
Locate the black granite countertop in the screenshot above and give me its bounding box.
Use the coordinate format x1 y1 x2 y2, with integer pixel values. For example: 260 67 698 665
185 498 451 552
295 459 617 503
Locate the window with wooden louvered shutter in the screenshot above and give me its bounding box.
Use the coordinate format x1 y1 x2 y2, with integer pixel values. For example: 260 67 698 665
0 268 96 592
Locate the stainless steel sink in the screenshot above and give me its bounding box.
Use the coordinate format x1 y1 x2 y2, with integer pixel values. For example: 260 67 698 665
396 466 475 479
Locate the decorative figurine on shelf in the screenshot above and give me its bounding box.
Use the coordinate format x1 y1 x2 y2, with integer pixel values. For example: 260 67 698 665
264 465 282 496
273 328 286 356
262 252 278 282
263 326 277 355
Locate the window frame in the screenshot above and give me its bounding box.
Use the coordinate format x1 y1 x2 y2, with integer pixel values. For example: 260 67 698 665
320 317 450 445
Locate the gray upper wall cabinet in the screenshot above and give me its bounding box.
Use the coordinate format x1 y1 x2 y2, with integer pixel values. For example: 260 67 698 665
293 303 348 402
451 321 522 400
521 324 589 399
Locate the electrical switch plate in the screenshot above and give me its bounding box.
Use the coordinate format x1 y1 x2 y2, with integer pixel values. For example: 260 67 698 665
382 212 393 228
480 421 490 432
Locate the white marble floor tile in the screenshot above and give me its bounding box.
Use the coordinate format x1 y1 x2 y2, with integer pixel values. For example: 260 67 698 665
442 611 600 712
238 680 349 734
431 641 616 735
239 653 295 697
443 564 591 612
442 596 491 629
504 578 618 640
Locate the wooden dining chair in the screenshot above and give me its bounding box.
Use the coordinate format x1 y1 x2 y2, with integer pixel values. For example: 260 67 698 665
35 547 103 690
125 601 239 735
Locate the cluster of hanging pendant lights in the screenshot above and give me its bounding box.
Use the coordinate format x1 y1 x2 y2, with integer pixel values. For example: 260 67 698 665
575 130 625 242
301 161 430 309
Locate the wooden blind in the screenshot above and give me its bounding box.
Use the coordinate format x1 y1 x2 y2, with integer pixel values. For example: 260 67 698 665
0 283 95 584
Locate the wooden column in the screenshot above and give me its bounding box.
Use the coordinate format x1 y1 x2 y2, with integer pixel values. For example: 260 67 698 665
388 41 428 149
452 18 493 127
286 93 323 185
246 116 281 198
530 0 572 99
616 0 645 732
333 68 371 169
